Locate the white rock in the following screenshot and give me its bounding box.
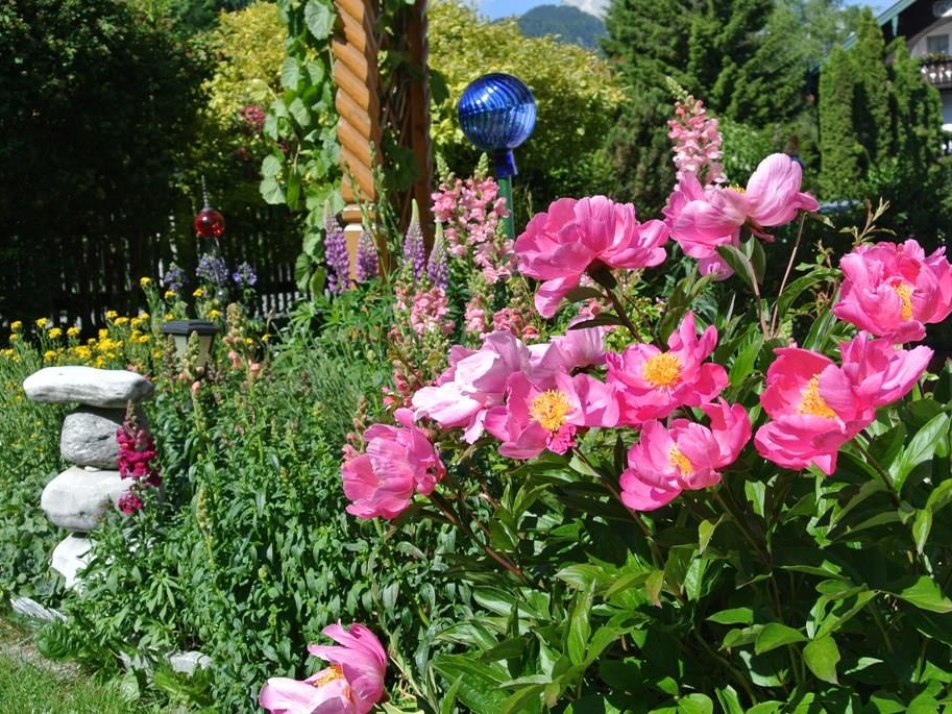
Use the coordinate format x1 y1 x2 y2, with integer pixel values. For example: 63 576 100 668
10 596 65 622
50 534 93 589
40 466 131 531
23 366 153 408
60 407 125 469
169 651 212 676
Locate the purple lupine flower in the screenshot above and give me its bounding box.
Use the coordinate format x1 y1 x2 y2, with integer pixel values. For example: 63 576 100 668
403 199 426 283
196 255 229 287
232 262 258 288
427 226 448 290
324 204 349 294
356 230 378 283
161 264 185 292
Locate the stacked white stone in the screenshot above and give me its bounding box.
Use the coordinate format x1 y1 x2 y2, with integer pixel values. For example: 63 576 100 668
23 366 155 588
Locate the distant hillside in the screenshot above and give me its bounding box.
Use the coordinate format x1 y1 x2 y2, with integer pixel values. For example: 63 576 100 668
517 5 606 50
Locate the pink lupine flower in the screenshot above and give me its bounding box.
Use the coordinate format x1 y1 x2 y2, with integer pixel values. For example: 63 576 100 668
515 196 668 318
341 408 445 519
413 331 536 442
484 371 618 459
667 154 819 278
259 623 386 714
833 239 952 343
838 332 932 409
607 312 728 424
620 400 750 511
754 348 869 475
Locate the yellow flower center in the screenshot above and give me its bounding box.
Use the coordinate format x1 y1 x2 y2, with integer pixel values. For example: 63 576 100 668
893 282 914 320
642 353 682 389
668 446 694 476
312 664 345 688
529 390 572 431
729 184 747 194
798 376 837 419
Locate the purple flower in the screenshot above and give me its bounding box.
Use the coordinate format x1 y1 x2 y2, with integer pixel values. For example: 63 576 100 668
240 105 266 133
161 264 185 292
196 255 229 287
232 262 258 288
403 200 426 283
427 228 448 290
324 204 349 294
356 230 378 283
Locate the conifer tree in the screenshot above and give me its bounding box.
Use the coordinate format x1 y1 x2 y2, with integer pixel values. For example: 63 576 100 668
818 45 861 199
850 9 892 167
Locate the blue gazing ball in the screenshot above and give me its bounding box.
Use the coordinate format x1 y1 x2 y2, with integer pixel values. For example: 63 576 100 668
458 73 537 177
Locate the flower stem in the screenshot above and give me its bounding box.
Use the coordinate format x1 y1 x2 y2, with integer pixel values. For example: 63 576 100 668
770 213 807 336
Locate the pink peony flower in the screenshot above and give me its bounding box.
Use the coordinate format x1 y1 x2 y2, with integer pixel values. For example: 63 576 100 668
341 408 445 519
549 322 607 371
515 196 668 318
606 312 728 424
620 400 750 511
833 239 952 343
484 371 618 459
755 335 931 475
259 623 386 714
754 348 869 475
666 154 819 277
412 331 537 442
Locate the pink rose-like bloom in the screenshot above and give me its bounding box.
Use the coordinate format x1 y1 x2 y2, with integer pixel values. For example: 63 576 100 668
607 312 728 424
833 239 952 343
666 154 819 278
839 332 933 409
484 371 618 460
515 196 668 318
620 400 750 511
341 408 444 519
259 623 386 714
549 323 607 371
412 331 538 442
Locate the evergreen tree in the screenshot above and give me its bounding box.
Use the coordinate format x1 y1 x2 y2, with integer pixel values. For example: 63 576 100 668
818 45 861 199
850 9 892 167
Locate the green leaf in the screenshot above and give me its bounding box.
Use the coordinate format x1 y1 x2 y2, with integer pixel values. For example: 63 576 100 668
913 508 932 554
260 177 285 205
774 268 837 320
501 685 545 714
568 314 628 330
563 286 605 303
707 607 754 626
927 478 952 514
288 97 311 128
645 570 664 606
440 676 463 714
715 245 758 292
803 635 840 684
678 693 714 714
891 576 952 614
261 155 283 178
566 582 594 665
892 413 950 490
754 623 806 654
714 686 744 714
280 57 301 90
304 0 334 39
432 655 509 713
729 330 763 388
698 518 718 556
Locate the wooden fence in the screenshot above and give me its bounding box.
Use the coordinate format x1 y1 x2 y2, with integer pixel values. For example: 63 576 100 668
0 202 300 334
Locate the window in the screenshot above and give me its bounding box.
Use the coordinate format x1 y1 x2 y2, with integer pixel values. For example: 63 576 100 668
927 34 950 56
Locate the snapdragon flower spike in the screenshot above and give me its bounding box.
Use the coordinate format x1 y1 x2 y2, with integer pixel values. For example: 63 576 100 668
620 399 750 511
341 408 445 519
259 623 387 714
668 94 725 186
606 312 727 425
515 195 668 318
833 239 952 344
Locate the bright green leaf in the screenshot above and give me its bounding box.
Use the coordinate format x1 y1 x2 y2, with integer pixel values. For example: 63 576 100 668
754 623 806 654
891 576 952 614
803 635 840 684
304 0 334 39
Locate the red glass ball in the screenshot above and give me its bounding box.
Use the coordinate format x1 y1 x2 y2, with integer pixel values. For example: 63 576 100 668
194 207 225 238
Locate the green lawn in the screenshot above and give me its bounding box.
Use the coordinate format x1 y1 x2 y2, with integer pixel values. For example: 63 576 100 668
0 618 187 714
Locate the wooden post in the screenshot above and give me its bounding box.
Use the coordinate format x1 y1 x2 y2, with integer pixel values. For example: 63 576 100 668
332 0 382 278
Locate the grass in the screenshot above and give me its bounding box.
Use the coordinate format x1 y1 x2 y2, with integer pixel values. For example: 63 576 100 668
0 617 187 713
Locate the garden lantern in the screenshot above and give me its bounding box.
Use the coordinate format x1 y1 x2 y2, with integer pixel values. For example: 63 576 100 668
458 72 537 240
160 320 218 370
